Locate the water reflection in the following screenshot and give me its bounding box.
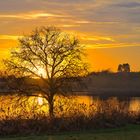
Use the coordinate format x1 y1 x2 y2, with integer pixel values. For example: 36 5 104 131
74 95 140 112
0 95 140 119
129 97 140 112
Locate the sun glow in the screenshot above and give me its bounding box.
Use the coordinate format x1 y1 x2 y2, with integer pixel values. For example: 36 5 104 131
37 68 46 78
0 12 63 20
37 96 44 106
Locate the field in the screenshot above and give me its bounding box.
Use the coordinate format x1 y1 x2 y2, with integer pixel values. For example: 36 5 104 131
1 125 140 140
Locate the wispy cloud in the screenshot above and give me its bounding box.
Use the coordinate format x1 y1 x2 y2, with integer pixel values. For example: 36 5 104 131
0 35 22 40
75 20 118 24
60 24 80 27
113 2 140 8
76 32 115 42
75 20 92 24
81 36 115 42
0 11 64 20
86 43 140 49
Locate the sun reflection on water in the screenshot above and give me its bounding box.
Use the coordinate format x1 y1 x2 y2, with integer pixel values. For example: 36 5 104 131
0 95 140 119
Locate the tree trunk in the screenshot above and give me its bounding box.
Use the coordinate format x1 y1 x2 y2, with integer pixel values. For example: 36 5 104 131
48 95 54 119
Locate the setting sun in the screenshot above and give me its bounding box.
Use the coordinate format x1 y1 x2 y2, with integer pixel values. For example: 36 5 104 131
37 96 44 106
37 68 46 78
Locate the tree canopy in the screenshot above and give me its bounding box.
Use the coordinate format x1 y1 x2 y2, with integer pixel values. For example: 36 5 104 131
4 26 88 117
117 63 130 73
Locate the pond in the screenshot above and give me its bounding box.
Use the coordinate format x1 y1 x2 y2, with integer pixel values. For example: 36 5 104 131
0 95 140 119
75 95 140 112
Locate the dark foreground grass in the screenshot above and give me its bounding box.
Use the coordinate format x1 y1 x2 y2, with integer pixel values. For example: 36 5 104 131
1 124 140 140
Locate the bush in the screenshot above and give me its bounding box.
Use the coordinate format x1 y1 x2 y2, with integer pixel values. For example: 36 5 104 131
0 97 140 135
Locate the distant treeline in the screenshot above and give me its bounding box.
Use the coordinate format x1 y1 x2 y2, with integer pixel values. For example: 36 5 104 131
85 71 140 97
0 70 140 96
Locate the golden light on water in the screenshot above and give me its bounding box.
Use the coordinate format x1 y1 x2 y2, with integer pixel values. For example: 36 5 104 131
0 95 140 119
129 98 140 112
74 96 94 106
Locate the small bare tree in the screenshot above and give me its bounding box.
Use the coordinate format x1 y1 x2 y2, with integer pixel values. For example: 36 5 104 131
117 63 130 73
4 26 88 118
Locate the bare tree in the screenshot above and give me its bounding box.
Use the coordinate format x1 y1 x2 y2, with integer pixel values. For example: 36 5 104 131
123 63 130 72
4 26 88 118
117 63 130 73
118 64 123 72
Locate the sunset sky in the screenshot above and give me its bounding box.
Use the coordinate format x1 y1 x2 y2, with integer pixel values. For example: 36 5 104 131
0 0 140 71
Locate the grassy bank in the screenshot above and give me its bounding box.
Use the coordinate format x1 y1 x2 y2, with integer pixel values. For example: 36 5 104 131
1 124 140 140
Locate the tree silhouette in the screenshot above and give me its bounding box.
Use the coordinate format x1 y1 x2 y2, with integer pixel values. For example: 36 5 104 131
117 63 130 73
123 63 130 72
4 26 88 118
118 64 123 72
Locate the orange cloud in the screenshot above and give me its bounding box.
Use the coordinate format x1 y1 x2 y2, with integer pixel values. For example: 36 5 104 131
60 24 80 27
85 43 140 49
0 35 22 40
81 36 115 42
0 11 64 20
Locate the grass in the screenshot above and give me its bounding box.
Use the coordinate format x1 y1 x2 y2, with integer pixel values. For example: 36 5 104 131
1 124 140 140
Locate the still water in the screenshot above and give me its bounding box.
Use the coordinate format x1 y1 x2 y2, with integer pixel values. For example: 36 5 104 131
0 95 140 119
74 96 140 112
